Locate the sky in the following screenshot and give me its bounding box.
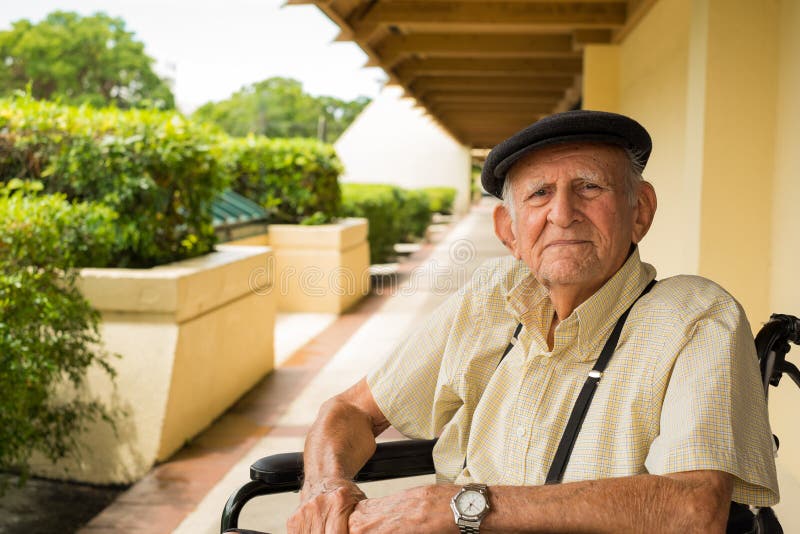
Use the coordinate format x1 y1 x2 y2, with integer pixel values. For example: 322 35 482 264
0 0 386 112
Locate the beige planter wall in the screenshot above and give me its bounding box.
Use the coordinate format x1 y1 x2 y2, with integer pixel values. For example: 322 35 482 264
31 246 275 485
226 233 269 247
268 218 370 313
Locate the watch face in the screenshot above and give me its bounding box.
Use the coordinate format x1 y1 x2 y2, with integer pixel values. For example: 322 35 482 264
455 490 487 517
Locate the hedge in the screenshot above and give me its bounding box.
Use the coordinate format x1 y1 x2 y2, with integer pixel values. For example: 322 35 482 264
340 183 440 264
396 188 432 242
421 186 457 214
0 95 228 267
0 181 118 480
223 135 342 224
340 183 403 264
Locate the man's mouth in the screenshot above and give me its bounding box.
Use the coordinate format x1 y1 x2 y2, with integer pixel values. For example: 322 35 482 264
545 240 591 249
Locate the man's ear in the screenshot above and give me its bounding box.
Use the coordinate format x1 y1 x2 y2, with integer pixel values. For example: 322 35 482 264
632 181 657 244
493 203 519 257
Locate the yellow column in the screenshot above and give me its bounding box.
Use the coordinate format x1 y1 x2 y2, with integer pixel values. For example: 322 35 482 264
769 0 800 507
582 45 620 112
688 0 779 325
617 0 694 279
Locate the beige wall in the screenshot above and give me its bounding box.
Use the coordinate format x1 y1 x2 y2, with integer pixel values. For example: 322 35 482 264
769 0 800 493
583 45 620 112
621 0 693 279
694 0 778 325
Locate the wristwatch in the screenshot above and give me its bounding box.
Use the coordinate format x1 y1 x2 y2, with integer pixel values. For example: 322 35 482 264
450 483 490 533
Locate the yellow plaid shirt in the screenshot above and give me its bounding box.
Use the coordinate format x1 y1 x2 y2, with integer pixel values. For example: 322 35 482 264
367 249 779 506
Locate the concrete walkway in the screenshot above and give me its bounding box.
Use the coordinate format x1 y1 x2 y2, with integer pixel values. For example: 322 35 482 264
81 197 800 533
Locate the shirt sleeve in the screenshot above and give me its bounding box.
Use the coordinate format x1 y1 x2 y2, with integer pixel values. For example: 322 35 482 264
644 295 779 506
366 289 464 440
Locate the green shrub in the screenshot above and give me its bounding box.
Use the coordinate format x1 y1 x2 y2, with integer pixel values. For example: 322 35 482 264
223 135 342 224
398 188 432 241
340 183 437 263
340 183 405 264
421 186 457 214
0 94 228 267
0 181 118 481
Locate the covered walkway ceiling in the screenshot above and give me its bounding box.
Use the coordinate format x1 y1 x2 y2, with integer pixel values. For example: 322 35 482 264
289 0 655 148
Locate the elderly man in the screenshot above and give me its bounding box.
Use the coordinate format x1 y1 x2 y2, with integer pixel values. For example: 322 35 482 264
287 111 778 533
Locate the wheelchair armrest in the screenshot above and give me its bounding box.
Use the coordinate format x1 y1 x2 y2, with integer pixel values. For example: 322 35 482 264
222 439 438 531
249 438 438 490
355 438 438 482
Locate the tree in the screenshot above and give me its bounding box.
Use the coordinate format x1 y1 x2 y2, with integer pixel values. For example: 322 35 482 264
192 77 370 142
0 11 174 109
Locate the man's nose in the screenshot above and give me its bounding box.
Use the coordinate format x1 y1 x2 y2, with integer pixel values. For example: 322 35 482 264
546 188 580 227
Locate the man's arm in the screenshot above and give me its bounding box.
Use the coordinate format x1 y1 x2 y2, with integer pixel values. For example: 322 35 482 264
286 377 390 534
348 470 732 534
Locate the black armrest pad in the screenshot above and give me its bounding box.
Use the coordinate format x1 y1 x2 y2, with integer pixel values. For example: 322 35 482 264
250 439 437 490
250 452 304 487
355 438 437 482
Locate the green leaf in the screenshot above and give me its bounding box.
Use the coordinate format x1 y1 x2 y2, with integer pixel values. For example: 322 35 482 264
0 11 175 109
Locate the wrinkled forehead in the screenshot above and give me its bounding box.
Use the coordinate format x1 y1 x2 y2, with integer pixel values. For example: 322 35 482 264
506 141 629 183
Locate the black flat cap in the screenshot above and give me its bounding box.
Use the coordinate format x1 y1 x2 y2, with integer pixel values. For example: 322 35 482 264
481 110 652 198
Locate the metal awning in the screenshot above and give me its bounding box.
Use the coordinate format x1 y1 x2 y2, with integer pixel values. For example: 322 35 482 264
289 0 655 148
212 189 269 242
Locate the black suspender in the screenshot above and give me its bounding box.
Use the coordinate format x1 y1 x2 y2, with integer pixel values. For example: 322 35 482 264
545 278 657 484
490 279 657 484
499 322 524 363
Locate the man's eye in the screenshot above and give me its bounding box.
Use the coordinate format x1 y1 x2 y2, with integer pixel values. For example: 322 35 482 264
524 189 548 203
578 182 603 195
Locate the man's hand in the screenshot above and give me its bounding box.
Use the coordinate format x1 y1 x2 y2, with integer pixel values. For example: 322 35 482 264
348 484 459 534
287 378 390 533
286 477 367 534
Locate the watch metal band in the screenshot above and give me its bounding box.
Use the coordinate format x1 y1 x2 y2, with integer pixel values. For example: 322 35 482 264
457 520 481 534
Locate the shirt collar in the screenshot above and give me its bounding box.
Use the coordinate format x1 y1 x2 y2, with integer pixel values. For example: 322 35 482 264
504 248 656 359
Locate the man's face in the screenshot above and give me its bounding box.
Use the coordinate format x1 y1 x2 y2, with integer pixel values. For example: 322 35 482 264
499 142 642 294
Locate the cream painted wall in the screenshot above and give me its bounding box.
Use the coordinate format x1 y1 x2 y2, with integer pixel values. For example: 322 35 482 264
694 0 778 325
769 0 800 494
583 45 620 112
617 0 694 279
335 86 472 214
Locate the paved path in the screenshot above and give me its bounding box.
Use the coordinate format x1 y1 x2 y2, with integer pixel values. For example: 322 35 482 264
81 197 800 533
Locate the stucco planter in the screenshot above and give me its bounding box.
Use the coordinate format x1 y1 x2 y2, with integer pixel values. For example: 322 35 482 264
267 217 371 313
31 245 276 485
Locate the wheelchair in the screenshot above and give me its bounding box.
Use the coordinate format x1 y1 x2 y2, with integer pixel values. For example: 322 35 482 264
221 313 800 533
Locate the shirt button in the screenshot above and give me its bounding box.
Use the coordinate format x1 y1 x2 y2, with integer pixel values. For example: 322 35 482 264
516 426 526 438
